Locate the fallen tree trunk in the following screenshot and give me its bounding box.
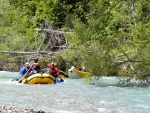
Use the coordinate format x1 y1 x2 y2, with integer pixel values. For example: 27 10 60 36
0 51 59 55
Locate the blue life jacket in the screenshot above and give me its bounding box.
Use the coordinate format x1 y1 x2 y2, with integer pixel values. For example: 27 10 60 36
19 67 33 76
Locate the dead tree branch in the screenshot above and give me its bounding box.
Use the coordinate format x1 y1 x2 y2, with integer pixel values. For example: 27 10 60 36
0 51 58 55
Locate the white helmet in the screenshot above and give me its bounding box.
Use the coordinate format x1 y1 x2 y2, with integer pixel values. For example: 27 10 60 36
25 62 30 65
82 67 85 70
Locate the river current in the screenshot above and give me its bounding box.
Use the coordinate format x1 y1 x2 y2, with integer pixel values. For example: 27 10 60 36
0 71 150 113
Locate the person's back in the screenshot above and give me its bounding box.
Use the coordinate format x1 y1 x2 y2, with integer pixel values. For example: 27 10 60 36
32 58 41 73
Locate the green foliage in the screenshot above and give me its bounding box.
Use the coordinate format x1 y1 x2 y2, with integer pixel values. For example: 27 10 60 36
0 0 149 84
63 0 150 83
61 49 84 70
82 43 118 77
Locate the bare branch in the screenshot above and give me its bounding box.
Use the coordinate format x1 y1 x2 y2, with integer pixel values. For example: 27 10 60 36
37 28 71 34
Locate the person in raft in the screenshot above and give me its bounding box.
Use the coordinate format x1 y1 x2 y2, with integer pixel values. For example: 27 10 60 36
32 58 41 73
19 62 33 78
47 62 64 83
81 66 86 72
47 62 60 78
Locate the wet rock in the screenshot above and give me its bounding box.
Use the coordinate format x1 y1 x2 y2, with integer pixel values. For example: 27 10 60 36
37 110 45 113
0 105 45 113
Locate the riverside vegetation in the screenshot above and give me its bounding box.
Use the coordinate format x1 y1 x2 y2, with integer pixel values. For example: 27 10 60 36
0 0 149 85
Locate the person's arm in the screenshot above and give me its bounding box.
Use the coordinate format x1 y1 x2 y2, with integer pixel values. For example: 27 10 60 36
19 67 26 77
55 67 64 82
55 68 60 75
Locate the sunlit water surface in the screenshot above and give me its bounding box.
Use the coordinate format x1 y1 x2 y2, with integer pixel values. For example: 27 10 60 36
0 71 150 113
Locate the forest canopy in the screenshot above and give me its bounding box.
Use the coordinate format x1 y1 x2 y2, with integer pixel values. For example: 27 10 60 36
0 0 150 84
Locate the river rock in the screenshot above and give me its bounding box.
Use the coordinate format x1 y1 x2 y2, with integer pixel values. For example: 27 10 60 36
0 105 45 113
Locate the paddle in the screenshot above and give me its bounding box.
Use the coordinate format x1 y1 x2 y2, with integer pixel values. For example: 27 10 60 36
58 74 64 82
59 70 69 78
11 78 20 81
55 75 64 84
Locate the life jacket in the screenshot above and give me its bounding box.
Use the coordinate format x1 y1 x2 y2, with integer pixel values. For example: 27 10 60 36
34 65 40 71
47 63 59 74
25 67 31 73
49 67 60 75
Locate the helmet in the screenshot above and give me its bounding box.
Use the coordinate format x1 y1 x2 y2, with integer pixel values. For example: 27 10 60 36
47 62 55 68
25 62 30 65
25 62 30 67
50 62 55 68
82 67 85 70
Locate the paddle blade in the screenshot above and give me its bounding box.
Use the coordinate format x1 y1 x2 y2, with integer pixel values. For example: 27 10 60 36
18 79 22 83
56 78 61 84
60 79 64 82
11 78 19 81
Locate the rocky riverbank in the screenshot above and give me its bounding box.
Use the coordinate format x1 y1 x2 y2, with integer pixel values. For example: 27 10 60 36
0 105 45 113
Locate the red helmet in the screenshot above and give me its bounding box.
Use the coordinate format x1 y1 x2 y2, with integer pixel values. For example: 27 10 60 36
50 62 55 68
47 62 55 68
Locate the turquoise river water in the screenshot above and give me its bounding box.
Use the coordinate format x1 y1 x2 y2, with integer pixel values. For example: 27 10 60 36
0 71 150 113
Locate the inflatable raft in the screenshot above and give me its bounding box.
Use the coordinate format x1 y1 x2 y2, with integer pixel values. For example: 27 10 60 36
68 66 93 79
22 73 63 84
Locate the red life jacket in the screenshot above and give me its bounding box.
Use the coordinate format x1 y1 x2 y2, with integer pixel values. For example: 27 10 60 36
49 67 60 75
